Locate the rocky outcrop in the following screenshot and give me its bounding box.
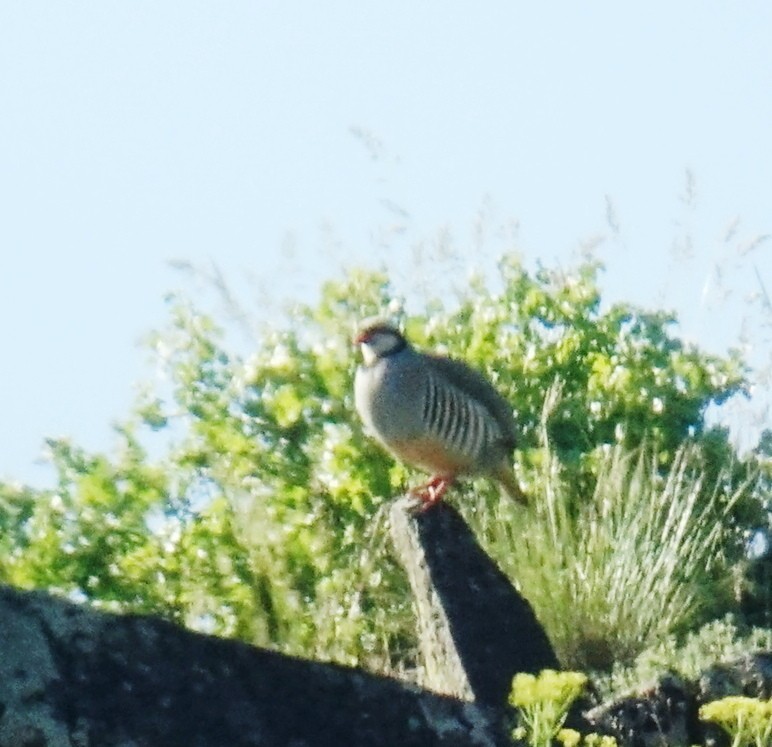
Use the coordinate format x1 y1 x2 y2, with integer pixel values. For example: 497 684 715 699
585 654 772 747
389 498 558 705
0 499 557 746
0 584 511 747
2 494 767 747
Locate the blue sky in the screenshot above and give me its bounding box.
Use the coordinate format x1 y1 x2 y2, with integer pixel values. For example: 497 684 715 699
1 2 770 486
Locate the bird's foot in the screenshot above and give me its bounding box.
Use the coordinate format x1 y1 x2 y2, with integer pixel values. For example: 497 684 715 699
408 476 453 512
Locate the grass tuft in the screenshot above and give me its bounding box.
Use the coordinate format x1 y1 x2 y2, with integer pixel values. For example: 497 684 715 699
470 389 753 670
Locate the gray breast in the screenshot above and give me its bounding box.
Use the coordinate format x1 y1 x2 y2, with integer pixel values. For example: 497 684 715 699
354 348 427 444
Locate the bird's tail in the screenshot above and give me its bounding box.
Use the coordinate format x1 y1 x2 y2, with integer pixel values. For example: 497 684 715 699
495 462 529 506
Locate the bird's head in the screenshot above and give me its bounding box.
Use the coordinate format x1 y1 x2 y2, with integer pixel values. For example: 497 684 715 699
354 319 408 365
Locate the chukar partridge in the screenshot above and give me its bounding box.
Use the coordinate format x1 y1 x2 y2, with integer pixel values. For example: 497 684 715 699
353 319 528 508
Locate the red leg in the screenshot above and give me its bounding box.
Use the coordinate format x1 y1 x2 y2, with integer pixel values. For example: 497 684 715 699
409 475 454 510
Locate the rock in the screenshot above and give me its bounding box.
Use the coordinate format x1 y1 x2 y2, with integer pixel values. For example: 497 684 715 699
585 654 772 747
697 652 772 701
585 673 695 747
389 498 559 707
696 653 772 747
0 585 512 747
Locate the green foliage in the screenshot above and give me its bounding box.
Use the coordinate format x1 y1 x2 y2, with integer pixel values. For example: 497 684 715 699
509 669 588 746
598 615 772 700
1 433 173 612
700 696 772 747
411 256 747 465
0 256 764 677
556 730 618 747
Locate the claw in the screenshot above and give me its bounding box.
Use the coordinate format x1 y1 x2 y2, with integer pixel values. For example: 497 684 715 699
408 475 454 511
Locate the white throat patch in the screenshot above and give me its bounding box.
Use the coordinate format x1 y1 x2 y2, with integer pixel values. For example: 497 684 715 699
360 343 378 366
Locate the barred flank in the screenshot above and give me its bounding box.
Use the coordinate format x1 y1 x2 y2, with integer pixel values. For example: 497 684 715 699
422 373 493 458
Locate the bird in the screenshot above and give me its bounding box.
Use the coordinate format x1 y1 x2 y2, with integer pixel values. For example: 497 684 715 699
353 319 528 509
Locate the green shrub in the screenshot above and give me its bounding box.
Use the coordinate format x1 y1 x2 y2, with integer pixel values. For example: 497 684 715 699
700 696 772 747
0 257 764 676
598 615 772 700
510 669 588 746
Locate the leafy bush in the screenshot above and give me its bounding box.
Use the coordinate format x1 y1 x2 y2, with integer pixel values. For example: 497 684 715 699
0 257 764 676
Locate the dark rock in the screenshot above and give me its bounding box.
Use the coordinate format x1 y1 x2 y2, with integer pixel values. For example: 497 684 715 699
585 673 696 747
586 654 772 747
0 585 511 747
389 498 559 707
696 653 772 747
697 652 772 701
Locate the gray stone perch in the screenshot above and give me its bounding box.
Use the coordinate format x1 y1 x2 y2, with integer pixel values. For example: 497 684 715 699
389 498 559 707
